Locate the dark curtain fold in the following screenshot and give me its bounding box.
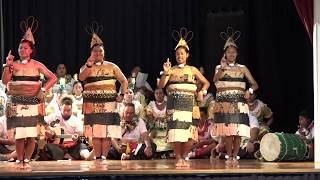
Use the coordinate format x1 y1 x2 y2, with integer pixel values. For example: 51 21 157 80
293 0 314 42
0 0 4 68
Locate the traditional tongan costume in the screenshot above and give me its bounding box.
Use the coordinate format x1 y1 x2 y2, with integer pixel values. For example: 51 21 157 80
166 27 199 142
82 22 121 139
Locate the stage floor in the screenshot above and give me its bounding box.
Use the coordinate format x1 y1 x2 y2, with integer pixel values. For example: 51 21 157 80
0 159 320 177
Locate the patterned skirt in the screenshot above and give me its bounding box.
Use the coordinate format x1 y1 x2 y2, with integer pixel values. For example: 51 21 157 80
166 91 199 142
83 90 121 138
6 96 46 139
211 91 250 138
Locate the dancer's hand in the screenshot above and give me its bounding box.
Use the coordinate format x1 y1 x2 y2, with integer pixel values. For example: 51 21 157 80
86 55 95 67
6 50 14 65
244 90 251 100
197 91 204 102
36 90 45 102
163 58 171 74
220 54 228 70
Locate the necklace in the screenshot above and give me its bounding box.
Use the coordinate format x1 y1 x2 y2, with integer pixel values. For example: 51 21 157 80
20 58 30 64
155 101 166 110
248 100 257 106
74 95 82 100
155 100 164 105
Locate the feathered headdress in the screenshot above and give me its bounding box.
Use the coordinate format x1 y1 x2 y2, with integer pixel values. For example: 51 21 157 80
20 16 38 45
172 27 193 51
220 26 241 50
85 21 104 48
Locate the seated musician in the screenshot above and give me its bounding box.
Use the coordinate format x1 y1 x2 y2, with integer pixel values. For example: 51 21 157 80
0 115 16 161
295 110 314 160
44 96 91 160
108 103 156 160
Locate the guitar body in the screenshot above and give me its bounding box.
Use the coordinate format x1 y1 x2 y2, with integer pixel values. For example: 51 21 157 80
47 127 68 145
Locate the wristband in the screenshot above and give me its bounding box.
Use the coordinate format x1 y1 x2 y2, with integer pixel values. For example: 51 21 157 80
3 64 12 68
249 88 254 94
41 87 46 93
201 89 208 95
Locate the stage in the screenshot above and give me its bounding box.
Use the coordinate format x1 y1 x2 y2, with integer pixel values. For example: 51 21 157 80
0 159 320 179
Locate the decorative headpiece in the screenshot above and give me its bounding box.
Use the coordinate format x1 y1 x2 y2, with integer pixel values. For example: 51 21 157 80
220 26 241 50
20 16 38 45
172 27 193 51
85 21 104 48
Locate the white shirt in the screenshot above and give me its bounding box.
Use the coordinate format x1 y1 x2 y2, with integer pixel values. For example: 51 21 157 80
248 113 259 129
121 119 147 143
0 116 15 151
45 113 83 141
146 101 166 118
0 116 8 139
295 127 314 140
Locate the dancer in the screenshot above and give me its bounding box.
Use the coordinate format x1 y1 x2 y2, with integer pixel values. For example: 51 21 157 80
159 27 210 167
2 16 57 169
212 27 258 166
79 21 128 161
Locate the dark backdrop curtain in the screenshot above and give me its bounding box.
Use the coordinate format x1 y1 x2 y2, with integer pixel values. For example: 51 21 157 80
293 0 314 42
0 0 4 65
1 0 313 133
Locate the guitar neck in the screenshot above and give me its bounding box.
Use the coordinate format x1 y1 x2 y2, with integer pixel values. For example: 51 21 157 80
55 134 76 139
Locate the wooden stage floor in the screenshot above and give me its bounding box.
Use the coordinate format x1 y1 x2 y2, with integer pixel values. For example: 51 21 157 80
0 159 320 178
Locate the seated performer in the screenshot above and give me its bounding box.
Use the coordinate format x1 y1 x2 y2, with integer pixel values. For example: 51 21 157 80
117 89 145 120
247 92 274 140
44 96 91 160
1 16 57 169
295 110 314 160
0 114 16 161
108 103 156 160
146 88 172 159
52 64 76 94
188 107 217 159
238 114 260 159
71 81 84 118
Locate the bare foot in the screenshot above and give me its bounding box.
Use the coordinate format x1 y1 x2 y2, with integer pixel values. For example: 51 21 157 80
175 159 184 167
182 159 190 167
24 162 32 171
23 159 32 171
225 155 232 167
100 156 108 165
93 156 108 166
121 153 130 160
231 156 239 167
16 161 24 170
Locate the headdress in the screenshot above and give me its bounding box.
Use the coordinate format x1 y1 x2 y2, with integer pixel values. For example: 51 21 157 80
172 27 193 51
85 21 104 48
20 16 38 45
220 26 241 50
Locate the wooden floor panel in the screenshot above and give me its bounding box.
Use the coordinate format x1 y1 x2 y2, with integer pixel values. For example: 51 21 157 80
0 159 320 177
